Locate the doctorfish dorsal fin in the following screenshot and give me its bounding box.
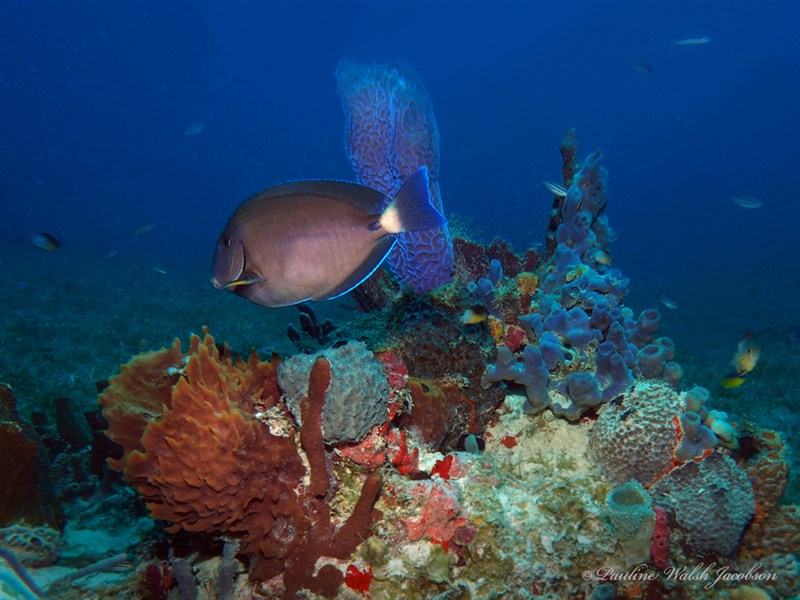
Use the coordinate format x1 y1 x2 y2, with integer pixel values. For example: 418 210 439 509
314 236 396 301
255 179 389 215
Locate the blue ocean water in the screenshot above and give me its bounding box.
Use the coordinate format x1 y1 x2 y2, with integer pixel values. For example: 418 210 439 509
3 0 798 269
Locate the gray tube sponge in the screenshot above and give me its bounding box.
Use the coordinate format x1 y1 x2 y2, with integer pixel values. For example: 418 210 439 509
566 372 602 407
675 411 718 461
653 336 676 361
705 409 738 450
683 386 711 415
637 344 666 379
664 361 683 391
606 480 655 567
630 308 661 347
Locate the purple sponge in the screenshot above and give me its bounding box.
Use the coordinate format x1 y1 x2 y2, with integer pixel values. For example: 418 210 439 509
596 341 635 401
674 411 718 461
336 61 453 293
637 344 666 379
481 345 551 415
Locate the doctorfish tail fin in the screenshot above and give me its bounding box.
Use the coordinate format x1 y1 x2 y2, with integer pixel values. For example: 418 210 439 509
380 166 447 234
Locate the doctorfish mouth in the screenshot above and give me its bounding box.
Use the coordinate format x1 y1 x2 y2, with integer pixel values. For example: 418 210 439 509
209 274 267 290
221 275 267 289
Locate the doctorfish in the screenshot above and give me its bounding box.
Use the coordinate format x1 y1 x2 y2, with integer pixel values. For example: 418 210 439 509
211 166 446 308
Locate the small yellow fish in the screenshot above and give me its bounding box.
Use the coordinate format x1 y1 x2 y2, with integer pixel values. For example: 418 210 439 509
460 305 489 326
31 232 60 252
721 374 747 389
722 332 760 388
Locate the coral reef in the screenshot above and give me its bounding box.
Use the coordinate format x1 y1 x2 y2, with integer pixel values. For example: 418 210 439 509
99 332 382 597
336 60 454 293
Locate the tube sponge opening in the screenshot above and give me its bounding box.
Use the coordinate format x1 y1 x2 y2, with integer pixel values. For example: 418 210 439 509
637 344 666 379
684 386 711 415
606 480 655 567
630 309 661 347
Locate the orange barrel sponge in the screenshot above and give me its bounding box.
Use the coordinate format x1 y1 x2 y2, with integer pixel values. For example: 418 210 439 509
99 332 382 597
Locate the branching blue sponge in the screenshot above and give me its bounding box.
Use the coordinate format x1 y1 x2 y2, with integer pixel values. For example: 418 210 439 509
481 345 550 415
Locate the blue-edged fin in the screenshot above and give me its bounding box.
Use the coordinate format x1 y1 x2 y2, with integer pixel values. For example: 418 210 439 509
380 166 446 234
315 236 397 301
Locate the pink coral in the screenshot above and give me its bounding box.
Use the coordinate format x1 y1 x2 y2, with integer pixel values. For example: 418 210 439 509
405 480 469 549
650 507 671 570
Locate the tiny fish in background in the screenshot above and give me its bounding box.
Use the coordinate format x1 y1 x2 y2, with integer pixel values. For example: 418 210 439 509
183 122 206 135
674 36 712 46
460 305 489 326
134 222 158 235
592 249 613 265
542 181 568 197
731 196 763 209
659 295 679 310
630 61 653 74
31 232 60 251
721 332 761 388
151 267 167 274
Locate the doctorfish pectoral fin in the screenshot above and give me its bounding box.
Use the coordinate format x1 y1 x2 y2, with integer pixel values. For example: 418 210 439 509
314 236 396 301
379 166 446 234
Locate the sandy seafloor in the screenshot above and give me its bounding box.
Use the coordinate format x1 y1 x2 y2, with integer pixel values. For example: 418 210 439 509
1 236 799 510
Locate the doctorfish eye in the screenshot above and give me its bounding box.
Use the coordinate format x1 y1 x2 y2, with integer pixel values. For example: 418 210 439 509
221 237 232 247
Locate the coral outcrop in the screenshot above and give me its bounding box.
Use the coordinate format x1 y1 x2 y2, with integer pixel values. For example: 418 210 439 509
0 524 61 568
99 332 382 597
650 452 755 558
588 381 683 485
